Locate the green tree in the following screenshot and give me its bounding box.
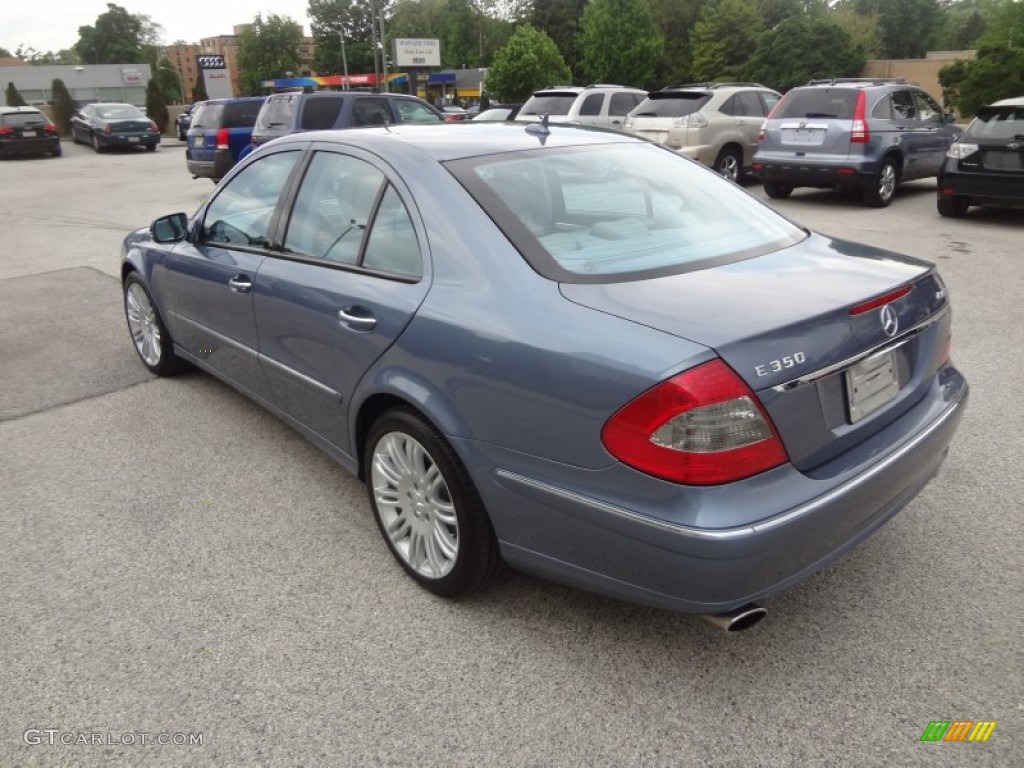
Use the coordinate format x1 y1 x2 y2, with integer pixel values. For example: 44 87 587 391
192 68 208 102
938 1 1024 116
758 0 828 28
838 0 941 59
308 0 378 76
747 16 865 91
50 78 75 134
690 0 765 82
829 5 884 59
529 0 588 77
155 58 183 104
146 78 170 132
75 3 161 64
648 0 704 88
236 13 303 94
0 47 12 57
484 24 571 101
5 82 28 106
577 0 664 89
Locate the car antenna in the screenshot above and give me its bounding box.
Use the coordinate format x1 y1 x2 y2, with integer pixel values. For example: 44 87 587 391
525 113 551 137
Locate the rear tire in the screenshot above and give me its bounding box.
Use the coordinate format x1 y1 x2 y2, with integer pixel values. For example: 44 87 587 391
937 195 969 218
51 145 62 157
863 158 898 207
365 408 501 598
763 181 793 199
145 143 157 152
92 134 104 153
714 147 742 182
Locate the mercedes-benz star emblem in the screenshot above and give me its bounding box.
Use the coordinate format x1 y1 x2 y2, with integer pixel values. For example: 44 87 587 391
880 304 899 338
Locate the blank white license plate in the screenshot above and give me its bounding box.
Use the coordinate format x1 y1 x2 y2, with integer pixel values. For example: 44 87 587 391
786 129 821 144
22 130 37 137
846 350 900 423
128 136 139 142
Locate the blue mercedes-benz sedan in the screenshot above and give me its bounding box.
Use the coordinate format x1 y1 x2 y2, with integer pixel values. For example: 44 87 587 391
121 122 967 630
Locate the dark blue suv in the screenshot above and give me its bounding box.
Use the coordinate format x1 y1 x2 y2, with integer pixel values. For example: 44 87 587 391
753 79 961 207
186 97 266 182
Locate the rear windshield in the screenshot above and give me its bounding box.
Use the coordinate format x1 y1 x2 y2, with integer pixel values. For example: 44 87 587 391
631 92 711 118
965 104 1024 139
94 104 143 120
191 104 222 129
256 95 298 131
774 88 858 119
447 143 804 283
223 100 263 128
520 92 579 117
1 111 47 126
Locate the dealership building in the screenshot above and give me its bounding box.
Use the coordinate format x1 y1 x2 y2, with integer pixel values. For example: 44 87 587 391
0 63 152 107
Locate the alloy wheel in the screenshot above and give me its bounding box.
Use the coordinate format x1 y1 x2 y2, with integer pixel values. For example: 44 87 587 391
371 431 459 580
125 282 162 367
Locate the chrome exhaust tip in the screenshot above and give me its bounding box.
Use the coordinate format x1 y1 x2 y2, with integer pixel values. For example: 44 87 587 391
700 603 767 632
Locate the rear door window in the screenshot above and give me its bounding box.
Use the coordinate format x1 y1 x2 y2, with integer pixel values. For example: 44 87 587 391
578 93 604 116
736 91 765 116
759 91 780 114
352 98 394 126
610 92 641 116
301 97 344 130
891 90 917 120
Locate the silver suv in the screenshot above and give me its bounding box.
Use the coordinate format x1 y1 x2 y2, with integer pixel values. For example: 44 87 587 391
623 83 781 181
753 78 961 207
518 85 647 131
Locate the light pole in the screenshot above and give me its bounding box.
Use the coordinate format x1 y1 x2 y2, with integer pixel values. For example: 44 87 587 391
336 24 349 90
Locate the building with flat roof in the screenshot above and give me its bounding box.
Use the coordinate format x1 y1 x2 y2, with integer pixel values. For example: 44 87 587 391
0 63 152 107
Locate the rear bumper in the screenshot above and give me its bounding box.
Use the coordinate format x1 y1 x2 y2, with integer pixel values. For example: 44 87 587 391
468 364 967 613
0 137 60 155
187 150 234 179
754 156 880 187
939 166 1024 207
98 133 160 148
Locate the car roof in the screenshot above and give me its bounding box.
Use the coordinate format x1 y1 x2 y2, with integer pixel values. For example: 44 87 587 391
990 96 1024 107
0 106 43 113
201 96 266 105
269 121 641 162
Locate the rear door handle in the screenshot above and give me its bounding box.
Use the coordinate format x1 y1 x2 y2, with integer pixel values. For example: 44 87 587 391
228 275 252 293
338 307 376 331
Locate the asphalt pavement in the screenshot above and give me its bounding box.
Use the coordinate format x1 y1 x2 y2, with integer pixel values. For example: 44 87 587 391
0 142 1020 767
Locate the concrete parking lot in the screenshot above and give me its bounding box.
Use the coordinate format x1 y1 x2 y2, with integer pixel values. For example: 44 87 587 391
1 140 1021 767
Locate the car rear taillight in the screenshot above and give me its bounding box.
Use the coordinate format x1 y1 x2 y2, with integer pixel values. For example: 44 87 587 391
43 123 57 133
601 359 788 485
851 90 869 143
103 123 112 134
758 97 784 141
216 127 229 149
148 120 158 132
0 126 12 136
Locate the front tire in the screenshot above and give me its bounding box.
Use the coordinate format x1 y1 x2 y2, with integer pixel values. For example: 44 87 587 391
763 181 793 199
365 408 500 597
123 274 186 376
863 158 898 207
714 147 742 182
937 195 969 218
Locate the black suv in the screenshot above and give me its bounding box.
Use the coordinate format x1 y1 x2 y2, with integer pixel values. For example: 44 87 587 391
250 91 444 148
753 78 961 207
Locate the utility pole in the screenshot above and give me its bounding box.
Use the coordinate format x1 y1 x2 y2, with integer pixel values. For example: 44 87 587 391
336 24 349 90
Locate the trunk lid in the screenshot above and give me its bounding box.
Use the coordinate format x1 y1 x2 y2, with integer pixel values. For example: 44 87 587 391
561 233 950 471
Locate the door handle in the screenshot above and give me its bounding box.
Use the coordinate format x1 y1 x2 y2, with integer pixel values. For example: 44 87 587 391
338 307 376 331
228 275 252 293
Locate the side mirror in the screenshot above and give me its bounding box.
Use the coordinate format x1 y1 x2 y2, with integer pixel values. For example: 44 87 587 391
150 212 189 243
943 113 957 124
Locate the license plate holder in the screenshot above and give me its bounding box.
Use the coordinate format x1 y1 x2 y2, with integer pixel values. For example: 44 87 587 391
845 350 900 423
128 136 139 142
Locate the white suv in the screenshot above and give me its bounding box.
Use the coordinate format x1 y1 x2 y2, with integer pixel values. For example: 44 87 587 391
518 85 648 131
624 83 781 180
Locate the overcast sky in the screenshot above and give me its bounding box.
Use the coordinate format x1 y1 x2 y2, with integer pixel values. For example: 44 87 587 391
2 2 314 56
